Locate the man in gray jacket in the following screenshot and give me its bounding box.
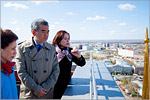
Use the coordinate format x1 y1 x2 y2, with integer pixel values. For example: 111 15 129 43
16 19 60 99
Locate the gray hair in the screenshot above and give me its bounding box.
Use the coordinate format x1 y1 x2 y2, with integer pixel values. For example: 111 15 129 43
31 19 49 32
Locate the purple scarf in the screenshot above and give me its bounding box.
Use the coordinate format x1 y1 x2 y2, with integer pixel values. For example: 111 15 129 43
55 45 72 62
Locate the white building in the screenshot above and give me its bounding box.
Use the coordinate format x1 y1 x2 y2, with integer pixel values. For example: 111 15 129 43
105 58 133 73
82 45 93 50
118 48 134 57
106 64 132 73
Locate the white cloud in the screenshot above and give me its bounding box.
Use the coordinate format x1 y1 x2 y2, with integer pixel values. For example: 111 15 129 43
30 1 59 5
86 16 106 21
131 29 137 32
118 4 136 11
66 12 75 16
11 20 17 25
118 22 127 26
31 1 42 5
4 2 29 9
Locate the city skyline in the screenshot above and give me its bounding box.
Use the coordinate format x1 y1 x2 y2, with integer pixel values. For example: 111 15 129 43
1 0 149 42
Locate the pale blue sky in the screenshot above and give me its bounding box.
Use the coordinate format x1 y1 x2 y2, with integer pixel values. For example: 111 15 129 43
1 0 149 42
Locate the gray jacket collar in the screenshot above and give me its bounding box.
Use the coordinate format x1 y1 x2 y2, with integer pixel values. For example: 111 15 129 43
24 37 51 50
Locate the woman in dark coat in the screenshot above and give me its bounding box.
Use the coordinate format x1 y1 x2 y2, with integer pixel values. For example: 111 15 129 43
52 30 86 99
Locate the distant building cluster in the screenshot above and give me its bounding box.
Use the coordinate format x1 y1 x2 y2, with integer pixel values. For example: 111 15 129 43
118 48 134 57
70 40 145 75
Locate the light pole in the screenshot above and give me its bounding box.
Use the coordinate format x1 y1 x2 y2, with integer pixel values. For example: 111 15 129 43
142 28 149 99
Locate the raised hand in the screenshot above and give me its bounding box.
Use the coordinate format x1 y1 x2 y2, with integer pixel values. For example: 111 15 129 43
71 49 81 58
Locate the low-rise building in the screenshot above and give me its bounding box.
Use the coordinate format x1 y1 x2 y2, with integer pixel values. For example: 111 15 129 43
105 58 133 73
82 45 93 50
118 48 134 57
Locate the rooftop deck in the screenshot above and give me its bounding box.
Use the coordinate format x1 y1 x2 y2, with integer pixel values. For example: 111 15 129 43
62 61 125 99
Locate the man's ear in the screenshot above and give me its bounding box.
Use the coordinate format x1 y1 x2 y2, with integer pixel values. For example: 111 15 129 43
32 30 35 36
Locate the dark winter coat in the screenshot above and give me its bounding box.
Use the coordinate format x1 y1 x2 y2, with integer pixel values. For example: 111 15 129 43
53 47 86 99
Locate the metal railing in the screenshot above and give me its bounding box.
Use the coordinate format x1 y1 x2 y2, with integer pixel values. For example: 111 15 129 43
90 51 98 100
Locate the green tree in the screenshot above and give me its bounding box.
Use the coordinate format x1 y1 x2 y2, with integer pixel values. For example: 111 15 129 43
122 78 128 86
123 71 125 75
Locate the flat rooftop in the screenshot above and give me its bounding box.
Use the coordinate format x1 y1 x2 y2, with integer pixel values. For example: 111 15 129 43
62 61 125 99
